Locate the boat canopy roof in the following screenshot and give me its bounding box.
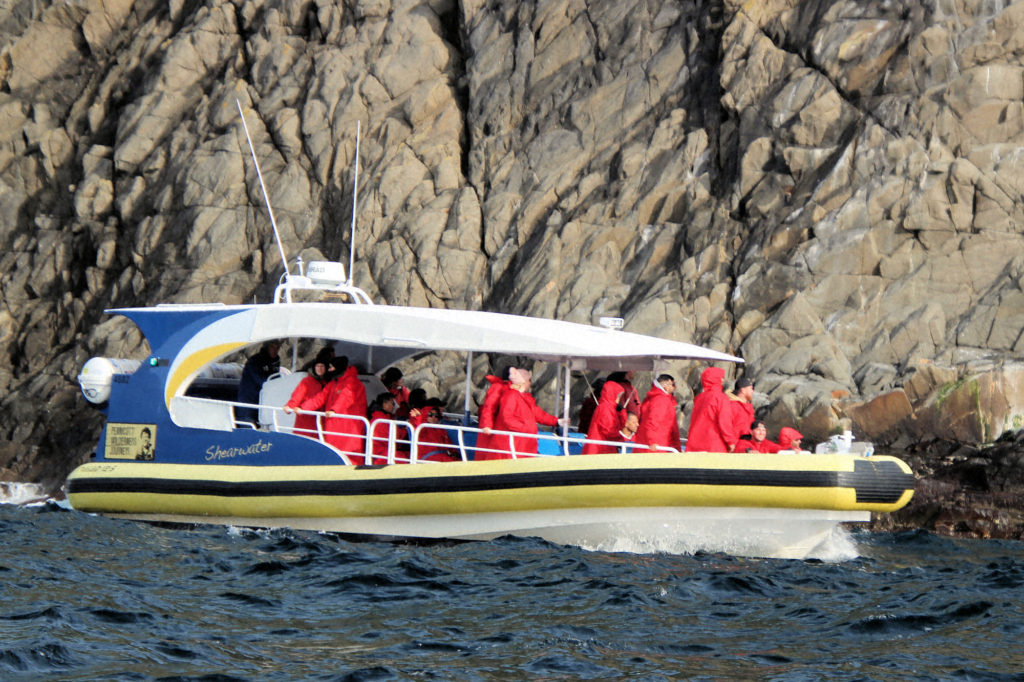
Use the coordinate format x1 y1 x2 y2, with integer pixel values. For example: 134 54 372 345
115 301 742 370
112 301 742 404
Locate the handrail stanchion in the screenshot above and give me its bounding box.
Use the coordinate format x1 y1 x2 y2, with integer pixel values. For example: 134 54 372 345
362 414 372 463
411 423 420 463
387 421 396 465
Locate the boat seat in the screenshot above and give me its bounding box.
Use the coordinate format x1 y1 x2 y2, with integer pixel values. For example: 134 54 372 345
260 372 303 430
170 396 236 431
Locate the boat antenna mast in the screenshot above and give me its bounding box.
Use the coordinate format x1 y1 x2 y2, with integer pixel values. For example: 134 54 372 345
347 120 360 287
236 98 290 278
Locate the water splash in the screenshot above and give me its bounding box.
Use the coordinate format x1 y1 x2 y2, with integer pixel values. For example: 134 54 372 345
804 525 860 562
577 523 861 562
0 482 50 506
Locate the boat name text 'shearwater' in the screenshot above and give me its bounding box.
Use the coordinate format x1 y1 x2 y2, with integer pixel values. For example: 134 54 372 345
206 440 275 461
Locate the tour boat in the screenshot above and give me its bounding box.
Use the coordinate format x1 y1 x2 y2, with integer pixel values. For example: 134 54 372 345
65 260 915 560
66 106 914 559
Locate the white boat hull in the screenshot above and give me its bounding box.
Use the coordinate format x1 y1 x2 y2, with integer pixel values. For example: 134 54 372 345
99 505 868 560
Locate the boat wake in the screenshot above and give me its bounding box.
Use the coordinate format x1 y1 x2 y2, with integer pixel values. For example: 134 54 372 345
577 522 862 562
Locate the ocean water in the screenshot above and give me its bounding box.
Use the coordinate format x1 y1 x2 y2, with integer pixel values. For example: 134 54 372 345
1 500 1022 681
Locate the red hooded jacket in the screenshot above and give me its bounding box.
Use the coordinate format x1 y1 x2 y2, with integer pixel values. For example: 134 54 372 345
302 366 368 463
577 393 598 434
474 375 509 461
582 381 625 455
778 427 804 451
728 394 754 441
388 384 410 415
369 409 399 464
618 379 641 417
635 382 682 453
286 373 329 439
489 388 559 458
415 421 460 462
685 367 739 453
747 437 782 454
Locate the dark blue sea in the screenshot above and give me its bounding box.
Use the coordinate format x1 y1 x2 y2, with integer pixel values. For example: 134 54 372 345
2 501 1022 681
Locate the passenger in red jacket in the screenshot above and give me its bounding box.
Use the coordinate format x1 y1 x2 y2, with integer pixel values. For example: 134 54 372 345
727 377 755 444
282 348 333 439
380 367 410 416
778 427 805 452
582 380 626 454
685 367 740 453
635 374 682 453
606 371 641 417
617 412 640 450
414 405 461 462
490 368 560 458
368 392 398 464
576 379 603 435
474 368 511 461
301 358 368 463
744 420 781 453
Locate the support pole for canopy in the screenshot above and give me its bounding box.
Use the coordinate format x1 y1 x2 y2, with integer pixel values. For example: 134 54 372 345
553 361 561 450
553 360 560 412
463 352 474 425
562 360 572 455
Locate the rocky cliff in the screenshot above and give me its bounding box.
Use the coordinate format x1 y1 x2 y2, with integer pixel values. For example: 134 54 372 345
1 0 1023 529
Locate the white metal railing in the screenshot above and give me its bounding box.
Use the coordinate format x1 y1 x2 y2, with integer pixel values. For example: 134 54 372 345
410 421 468 462
453 425 666 460
183 397 680 463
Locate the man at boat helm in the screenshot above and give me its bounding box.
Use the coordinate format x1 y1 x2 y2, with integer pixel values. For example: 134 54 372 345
236 340 280 424
685 366 740 453
634 374 682 453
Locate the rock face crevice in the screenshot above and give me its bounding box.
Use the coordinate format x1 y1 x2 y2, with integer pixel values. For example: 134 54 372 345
0 0 1023 513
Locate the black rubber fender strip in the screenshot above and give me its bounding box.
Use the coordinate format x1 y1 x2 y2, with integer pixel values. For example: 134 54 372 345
68 464 911 502
839 459 915 504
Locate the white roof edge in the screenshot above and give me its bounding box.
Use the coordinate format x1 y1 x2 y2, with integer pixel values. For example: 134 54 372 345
116 301 744 366
249 302 743 365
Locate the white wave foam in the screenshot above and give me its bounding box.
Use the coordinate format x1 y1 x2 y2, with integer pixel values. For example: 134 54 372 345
576 520 863 561
804 525 861 562
0 481 51 506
